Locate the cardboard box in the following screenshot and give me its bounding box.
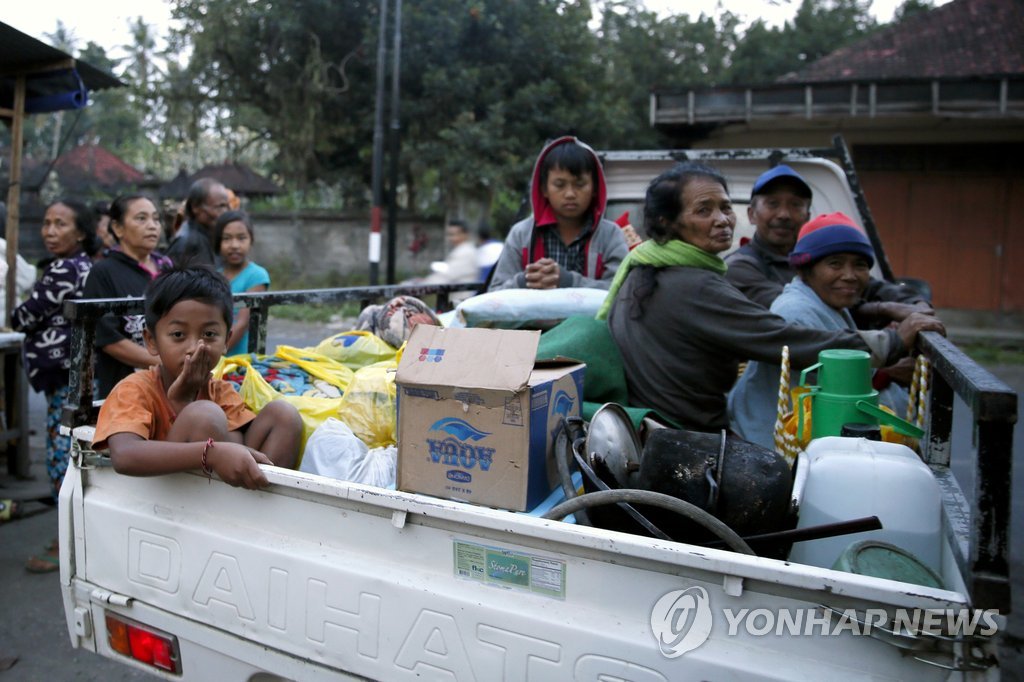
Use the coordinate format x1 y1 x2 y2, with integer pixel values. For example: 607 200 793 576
396 325 585 511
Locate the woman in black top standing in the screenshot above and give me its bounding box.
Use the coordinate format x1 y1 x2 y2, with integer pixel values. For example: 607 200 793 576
82 194 173 398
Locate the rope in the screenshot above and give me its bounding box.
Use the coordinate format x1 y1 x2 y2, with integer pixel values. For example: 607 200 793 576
915 355 931 429
773 346 798 467
906 354 931 428
907 354 922 422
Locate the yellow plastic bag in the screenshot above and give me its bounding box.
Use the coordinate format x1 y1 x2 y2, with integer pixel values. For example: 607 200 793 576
275 345 354 397
213 355 342 463
780 386 814 459
309 331 397 370
877 404 920 450
337 358 398 449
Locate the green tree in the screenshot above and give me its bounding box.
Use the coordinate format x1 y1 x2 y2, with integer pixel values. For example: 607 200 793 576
727 20 793 84
790 0 876 66
728 0 877 84
76 42 149 164
893 0 934 23
397 0 608 221
126 0 887 223
170 0 375 190
594 1 740 148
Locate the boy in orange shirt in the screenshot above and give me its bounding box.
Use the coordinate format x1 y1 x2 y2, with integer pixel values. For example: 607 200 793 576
93 267 301 488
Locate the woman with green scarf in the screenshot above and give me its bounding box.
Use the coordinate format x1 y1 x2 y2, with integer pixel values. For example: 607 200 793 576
600 162 935 432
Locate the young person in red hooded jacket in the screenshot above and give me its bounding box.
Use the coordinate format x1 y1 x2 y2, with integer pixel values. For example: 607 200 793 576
488 137 628 291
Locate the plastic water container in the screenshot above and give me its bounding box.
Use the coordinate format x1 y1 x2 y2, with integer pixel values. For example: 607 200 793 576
788 437 942 573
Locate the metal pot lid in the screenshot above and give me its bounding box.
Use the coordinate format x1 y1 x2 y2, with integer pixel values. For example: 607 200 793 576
586 402 642 489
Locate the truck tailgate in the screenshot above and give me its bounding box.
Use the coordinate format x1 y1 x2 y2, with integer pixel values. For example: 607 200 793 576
62 462 975 681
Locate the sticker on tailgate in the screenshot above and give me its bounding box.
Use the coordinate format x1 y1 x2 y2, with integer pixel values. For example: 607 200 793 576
453 540 565 600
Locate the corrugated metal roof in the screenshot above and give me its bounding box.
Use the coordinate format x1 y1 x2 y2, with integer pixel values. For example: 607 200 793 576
0 21 124 111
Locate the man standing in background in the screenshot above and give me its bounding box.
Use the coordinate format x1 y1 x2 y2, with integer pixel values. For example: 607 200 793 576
167 178 230 267
421 219 479 303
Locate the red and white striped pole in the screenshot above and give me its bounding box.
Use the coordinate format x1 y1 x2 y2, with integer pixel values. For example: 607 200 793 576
368 0 389 285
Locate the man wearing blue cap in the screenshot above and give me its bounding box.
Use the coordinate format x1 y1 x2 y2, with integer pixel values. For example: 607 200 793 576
725 164 815 308
726 164 929 313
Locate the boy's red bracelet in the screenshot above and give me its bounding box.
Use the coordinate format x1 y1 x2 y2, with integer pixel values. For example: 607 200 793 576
201 438 215 475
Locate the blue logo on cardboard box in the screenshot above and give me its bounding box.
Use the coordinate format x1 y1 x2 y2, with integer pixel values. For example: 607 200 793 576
549 389 576 439
427 418 495 472
447 470 472 483
418 347 445 363
552 390 575 418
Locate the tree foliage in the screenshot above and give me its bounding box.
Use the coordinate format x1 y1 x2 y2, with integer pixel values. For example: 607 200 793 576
398 0 607 218
7 0 898 219
169 0 376 189
729 0 877 84
893 0 935 23
594 1 740 148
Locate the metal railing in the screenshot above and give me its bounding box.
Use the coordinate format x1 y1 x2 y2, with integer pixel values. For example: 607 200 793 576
60 281 480 429
917 331 1016 610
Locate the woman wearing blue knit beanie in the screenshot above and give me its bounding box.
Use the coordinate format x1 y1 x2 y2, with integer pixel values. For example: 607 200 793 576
729 212 925 447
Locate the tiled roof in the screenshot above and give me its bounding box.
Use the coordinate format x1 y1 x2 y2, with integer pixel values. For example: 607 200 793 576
158 168 192 199
53 144 145 193
784 0 1024 83
158 163 281 198
191 163 281 196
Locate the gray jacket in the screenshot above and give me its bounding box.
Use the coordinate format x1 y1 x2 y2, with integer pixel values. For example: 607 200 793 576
487 216 627 291
607 265 901 430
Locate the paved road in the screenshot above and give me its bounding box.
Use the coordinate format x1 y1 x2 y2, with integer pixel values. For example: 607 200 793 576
0 318 333 680
0 318 1020 679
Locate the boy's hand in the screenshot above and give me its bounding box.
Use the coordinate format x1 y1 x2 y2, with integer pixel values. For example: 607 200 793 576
167 341 214 408
525 258 560 289
208 442 273 489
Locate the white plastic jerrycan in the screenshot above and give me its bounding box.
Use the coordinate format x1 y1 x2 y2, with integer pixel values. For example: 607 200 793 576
788 437 942 574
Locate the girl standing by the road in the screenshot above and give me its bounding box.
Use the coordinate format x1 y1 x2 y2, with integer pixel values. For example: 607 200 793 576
215 210 269 356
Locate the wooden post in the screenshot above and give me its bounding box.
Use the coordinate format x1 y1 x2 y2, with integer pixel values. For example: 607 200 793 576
5 75 26 322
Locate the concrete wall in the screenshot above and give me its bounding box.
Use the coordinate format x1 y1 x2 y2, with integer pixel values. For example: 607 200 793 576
14 207 448 284
246 211 447 284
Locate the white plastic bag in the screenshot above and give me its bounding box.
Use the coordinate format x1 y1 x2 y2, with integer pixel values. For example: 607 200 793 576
300 417 397 488
454 287 609 329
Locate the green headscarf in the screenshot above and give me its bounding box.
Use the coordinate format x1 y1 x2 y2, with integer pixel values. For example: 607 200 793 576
595 239 727 320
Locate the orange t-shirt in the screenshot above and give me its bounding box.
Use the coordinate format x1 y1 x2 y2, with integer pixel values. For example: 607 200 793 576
93 366 256 450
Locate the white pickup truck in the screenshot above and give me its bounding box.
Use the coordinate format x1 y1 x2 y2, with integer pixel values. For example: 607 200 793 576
58 142 1015 680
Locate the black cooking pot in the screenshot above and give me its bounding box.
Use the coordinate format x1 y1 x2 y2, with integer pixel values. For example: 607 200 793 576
583 426 794 546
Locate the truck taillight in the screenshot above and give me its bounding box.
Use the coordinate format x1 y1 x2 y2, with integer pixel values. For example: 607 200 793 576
105 612 181 674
